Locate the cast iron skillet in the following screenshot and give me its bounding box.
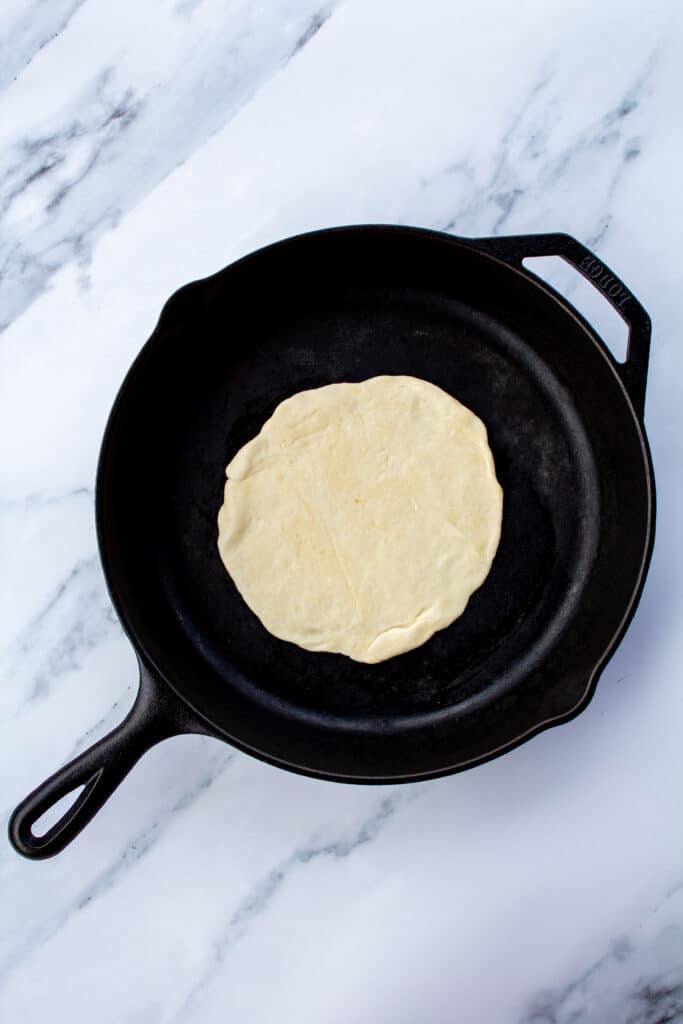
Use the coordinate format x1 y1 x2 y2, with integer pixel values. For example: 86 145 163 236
9 227 655 859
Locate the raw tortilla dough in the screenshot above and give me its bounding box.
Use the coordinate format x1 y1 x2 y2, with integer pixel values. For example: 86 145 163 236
217 376 503 663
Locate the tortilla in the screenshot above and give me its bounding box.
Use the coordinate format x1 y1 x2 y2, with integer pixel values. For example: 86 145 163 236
217 376 502 663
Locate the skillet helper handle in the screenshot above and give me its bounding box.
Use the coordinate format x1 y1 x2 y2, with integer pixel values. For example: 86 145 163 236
9 664 187 859
472 233 652 419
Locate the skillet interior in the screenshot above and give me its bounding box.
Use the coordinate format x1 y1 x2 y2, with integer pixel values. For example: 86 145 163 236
97 227 651 778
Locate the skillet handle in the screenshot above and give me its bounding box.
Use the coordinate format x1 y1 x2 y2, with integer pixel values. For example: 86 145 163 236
8 662 199 860
472 233 651 419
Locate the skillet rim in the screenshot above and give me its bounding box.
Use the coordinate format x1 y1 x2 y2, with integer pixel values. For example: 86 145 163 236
95 224 656 781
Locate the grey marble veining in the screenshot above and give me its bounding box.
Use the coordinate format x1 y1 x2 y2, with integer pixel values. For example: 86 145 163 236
0 0 338 330
521 888 683 1024
0 0 86 93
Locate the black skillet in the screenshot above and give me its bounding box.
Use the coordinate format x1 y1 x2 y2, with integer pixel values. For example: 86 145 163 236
9 227 655 859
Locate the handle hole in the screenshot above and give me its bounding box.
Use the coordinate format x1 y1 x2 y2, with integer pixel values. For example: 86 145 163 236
523 256 629 363
32 785 86 837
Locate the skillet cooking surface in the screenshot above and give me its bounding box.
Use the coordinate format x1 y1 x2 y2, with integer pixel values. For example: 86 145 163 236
148 291 597 714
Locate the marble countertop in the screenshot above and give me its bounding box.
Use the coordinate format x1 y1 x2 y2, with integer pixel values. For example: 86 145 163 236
2 0 682 1020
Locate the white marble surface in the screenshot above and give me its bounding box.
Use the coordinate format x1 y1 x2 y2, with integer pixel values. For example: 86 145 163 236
1 0 682 1020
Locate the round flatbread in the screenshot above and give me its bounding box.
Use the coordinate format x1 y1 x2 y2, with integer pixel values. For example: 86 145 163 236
217 376 503 663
